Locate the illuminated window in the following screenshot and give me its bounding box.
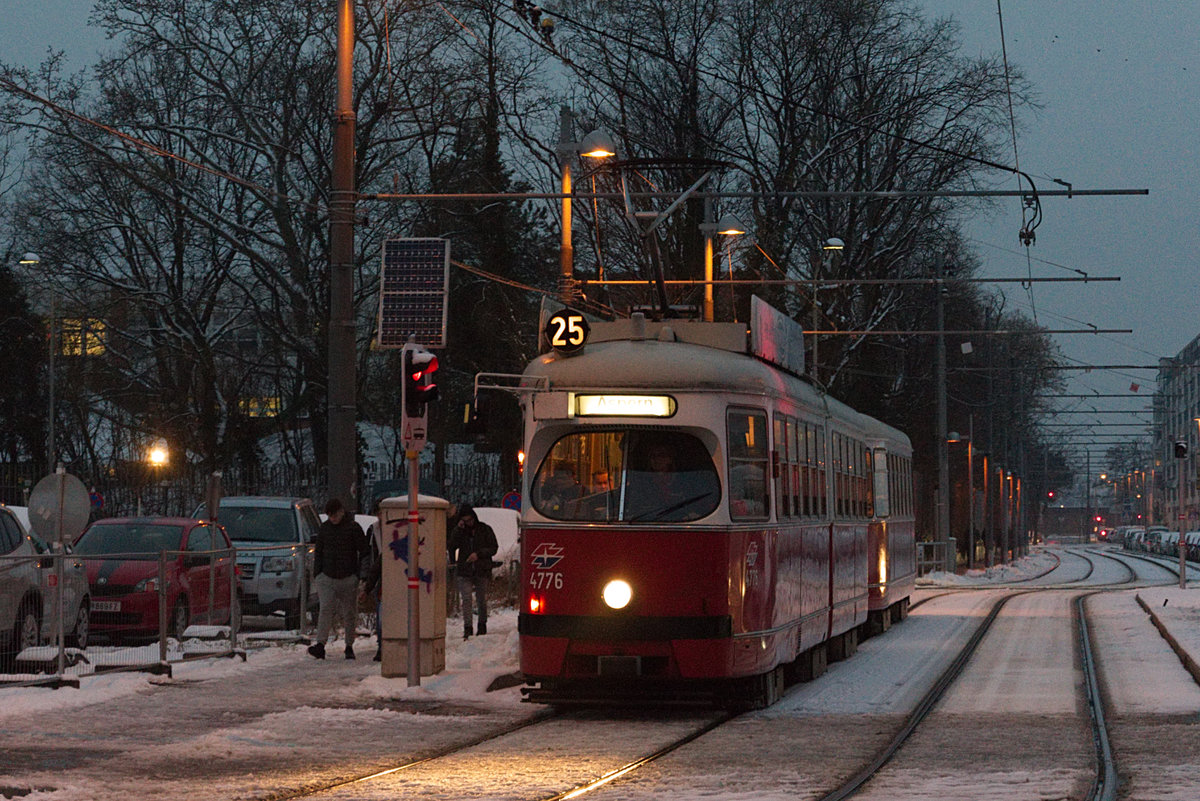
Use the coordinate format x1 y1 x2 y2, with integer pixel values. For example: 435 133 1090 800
59 318 106 356
239 396 281 417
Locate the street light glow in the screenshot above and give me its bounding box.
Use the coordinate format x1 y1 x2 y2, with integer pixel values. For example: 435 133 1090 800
148 441 169 467
578 129 617 159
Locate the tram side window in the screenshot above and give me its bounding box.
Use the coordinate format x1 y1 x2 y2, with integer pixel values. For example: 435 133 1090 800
815 426 827 517
863 444 874 518
773 414 802 520
728 409 770 519
832 433 845 517
774 416 790 519
790 418 801 518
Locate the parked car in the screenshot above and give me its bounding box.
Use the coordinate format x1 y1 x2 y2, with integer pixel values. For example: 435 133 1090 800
0 504 42 666
193 497 320 629
0 505 92 661
26 529 92 651
72 517 238 640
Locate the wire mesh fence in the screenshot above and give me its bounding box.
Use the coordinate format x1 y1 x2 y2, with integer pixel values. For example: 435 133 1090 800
0 548 246 686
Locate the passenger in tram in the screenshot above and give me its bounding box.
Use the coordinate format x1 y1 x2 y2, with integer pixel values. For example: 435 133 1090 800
537 461 581 516
572 470 615 521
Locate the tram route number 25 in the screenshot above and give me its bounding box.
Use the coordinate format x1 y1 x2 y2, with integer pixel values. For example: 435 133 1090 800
529 571 564 590
545 310 590 353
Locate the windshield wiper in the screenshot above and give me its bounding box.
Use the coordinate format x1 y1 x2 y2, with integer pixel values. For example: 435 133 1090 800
628 491 715 523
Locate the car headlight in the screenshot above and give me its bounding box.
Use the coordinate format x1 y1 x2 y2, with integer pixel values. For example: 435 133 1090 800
136 577 160 592
261 556 295 573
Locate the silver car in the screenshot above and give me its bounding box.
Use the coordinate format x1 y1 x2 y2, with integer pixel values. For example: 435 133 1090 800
1 504 90 670
1 505 91 657
193 497 320 629
0 504 41 666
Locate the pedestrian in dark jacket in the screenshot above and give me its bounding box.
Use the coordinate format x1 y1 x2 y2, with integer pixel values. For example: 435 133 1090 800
308 498 368 660
447 505 498 639
360 532 383 662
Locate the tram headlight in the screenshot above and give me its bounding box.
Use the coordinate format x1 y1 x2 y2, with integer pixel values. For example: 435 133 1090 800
602 579 632 610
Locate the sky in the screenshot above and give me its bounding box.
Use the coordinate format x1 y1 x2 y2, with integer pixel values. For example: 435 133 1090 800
916 1 1200 472
4 545 1200 799
3 1 1197 477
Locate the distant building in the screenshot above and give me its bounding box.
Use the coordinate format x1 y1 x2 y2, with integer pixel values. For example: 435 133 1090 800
1156 338 1200 528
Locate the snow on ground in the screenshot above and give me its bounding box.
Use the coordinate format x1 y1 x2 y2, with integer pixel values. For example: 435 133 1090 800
4 544 1200 800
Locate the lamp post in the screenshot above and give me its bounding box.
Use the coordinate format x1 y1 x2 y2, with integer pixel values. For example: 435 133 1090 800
948 420 976 569
811 238 843 381
556 107 615 304
700 209 745 322
19 253 55 472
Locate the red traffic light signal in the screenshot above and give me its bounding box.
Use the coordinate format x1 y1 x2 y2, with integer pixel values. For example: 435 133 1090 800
1047 490 1055 499
1094 515 1102 523
403 346 439 418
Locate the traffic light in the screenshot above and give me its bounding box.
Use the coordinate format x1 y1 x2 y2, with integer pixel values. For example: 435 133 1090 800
403 345 439 418
1047 490 1055 500
1175 440 1189 459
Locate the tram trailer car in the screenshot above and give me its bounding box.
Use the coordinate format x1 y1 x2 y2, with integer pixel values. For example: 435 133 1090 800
517 307 915 708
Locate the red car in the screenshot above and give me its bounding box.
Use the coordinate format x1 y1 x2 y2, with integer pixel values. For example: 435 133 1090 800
73 517 238 640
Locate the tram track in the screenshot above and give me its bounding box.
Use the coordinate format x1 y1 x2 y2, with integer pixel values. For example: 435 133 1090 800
811 578 1131 798
805 548 1175 800
266 550 1179 801
264 706 739 801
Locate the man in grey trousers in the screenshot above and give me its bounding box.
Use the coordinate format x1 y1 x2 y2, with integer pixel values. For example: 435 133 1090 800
308 498 368 659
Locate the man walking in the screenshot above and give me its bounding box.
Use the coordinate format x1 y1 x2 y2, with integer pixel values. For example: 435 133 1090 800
447 505 498 639
308 498 368 659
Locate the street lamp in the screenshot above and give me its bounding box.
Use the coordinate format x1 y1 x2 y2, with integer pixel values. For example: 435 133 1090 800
139 438 169 516
19 252 56 473
948 421 975 569
699 212 746 322
811 238 843 381
556 107 616 304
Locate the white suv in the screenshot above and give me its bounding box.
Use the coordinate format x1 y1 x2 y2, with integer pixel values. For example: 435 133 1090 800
193 497 320 629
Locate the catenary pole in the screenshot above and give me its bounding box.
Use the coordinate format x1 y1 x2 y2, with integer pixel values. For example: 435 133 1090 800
328 0 357 508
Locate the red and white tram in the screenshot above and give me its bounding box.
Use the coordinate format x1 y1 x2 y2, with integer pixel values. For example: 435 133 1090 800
517 303 915 708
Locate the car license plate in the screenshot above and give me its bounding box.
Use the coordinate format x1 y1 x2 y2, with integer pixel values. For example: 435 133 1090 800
93 600 121 612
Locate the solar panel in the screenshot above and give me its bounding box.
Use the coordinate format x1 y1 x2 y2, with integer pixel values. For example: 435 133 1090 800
376 238 449 348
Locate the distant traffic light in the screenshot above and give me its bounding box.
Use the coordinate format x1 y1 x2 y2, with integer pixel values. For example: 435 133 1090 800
1047 490 1056 500
1175 440 1189 459
403 345 439 418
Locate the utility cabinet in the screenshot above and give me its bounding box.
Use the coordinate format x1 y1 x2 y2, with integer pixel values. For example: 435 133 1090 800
377 494 449 677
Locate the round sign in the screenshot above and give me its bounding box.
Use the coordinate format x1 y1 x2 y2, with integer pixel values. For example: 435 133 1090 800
501 491 522 511
544 310 590 353
28 471 92 545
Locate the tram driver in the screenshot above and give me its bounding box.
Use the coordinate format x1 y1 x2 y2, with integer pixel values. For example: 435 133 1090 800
625 438 719 522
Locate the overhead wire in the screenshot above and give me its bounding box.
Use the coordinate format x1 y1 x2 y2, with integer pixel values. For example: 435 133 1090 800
497 2 1046 191
995 0 1040 327
0 74 328 218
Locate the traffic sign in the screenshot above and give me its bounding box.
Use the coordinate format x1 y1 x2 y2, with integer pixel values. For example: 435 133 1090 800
501 491 521 511
28 471 91 545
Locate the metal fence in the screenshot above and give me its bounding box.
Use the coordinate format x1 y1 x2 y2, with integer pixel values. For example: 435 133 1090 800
2 460 508 518
0 547 246 687
917 540 956 576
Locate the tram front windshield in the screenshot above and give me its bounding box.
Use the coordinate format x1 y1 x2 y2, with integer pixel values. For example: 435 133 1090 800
531 430 720 523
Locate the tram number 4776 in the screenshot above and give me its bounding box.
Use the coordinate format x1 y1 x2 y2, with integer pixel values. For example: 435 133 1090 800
530 571 564 590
